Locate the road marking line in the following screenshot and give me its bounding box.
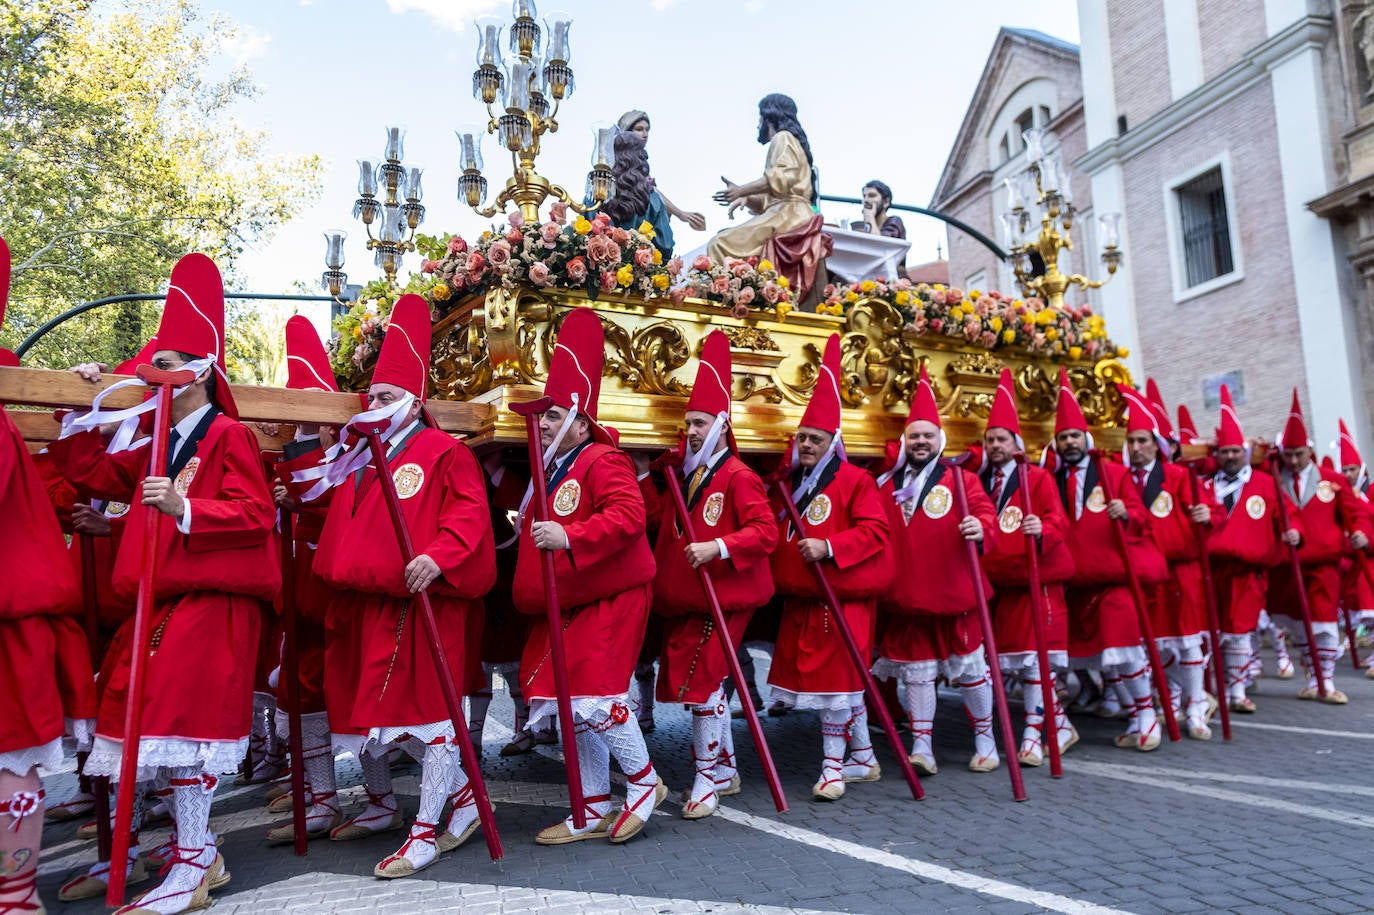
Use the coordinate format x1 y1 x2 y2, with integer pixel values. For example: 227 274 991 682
1062 760 1374 797
711 806 1130 915
1068 763 1374 830
1227 721 1374 740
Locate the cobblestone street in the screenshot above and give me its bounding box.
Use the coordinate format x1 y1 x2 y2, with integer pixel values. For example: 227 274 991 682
39 650 1374 914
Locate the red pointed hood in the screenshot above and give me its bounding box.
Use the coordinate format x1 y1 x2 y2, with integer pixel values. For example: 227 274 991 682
1276 387 1310 449
285 315 338 393
986 368 1021 438
1119 383 1171 458
1321 455 1335 472
798 334 843 435
905 363 941 430
686 330 732 418
1177 404 1199 444
1216 385 1244 449
1055 367 1088 435
156 253 238 418
1145 378 1176 441
1339 418 1362 469
371 294 431 400
544 307 614 446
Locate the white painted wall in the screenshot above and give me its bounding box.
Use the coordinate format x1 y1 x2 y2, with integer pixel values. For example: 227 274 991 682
1163 0 1205 99
1077 0 1118 148
1087 164 1143 378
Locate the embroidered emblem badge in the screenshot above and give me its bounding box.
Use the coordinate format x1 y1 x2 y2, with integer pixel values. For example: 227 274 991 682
923 484 953 519
393 463 424 499
1316 480 1336 503
1150 491 1174 519
999 505 1023 533
805 494 832 525
552 479 581 516
1245 494 1266 519
174 457 201 497
1085 485 1107 513
703 491 725 527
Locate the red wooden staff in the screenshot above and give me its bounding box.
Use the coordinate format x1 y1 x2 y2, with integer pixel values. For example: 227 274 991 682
77 533 113 861
772 477 924 801
276 505 309 855
360 429 503 860
107 364 192 907
657 458 788 812
509 397 585 828
1011 452 1064 777
1088 451 1182 743
946 456 1026 801
1265 452 1326 698
1183 464 1232 741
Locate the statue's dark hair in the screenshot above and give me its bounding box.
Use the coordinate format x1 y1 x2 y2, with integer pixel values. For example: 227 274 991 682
601 131 652 227
757 93 818 205
863 179 893 207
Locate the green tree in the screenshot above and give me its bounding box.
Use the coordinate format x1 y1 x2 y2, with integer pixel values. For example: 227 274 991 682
0 0 323 380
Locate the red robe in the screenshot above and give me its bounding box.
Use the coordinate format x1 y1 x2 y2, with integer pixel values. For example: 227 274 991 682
1201 468 1296 635
277 489 334 716
312 426 495 730
1268 462 1372 624
980 461 1073 656
514 442 656 700
1339 491 1374 614
875 462 995 663
45 415 276 745
1133 461 1210 641
651 454 776 704
0 411 87 760
479 462 527 665
1057 457 1163 659
768 458 891 695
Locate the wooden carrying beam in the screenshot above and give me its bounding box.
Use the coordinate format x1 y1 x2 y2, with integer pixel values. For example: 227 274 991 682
0 366 494 438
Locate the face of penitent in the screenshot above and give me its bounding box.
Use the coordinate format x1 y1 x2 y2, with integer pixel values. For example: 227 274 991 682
1126 430 1158 468
684 410 718 454
795 427 834 469
983 427 1017 465
367 382 420 424
904 420 940 465
539 404 590 455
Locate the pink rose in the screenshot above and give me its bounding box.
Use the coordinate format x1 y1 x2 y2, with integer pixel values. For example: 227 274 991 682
452 273 467 290
666 256 684 278
634 246 653 268
947 287 964 301
669 286 689 306
736 286 756 305
448 236 468 254
731 261 751 279
1085 340 1099 356
931 290 947 306
505 227 524 245
762 283 781 304
711 276 731 296
466 252 485 277
540 222 561 246
527 261 551 285
692 255 712 272
508 211 524 228
980 331 997 348
360 318 376 335
731 304 750 319
930 318 944 333
963 321 979 341
421 259 437 274
549 201 568 224
590 212 611 235
823 284 836 298
747 256 759 267
565 256 587 281
895 278 912 291
609 226 631 247
600 270 618 292
487 240 512 267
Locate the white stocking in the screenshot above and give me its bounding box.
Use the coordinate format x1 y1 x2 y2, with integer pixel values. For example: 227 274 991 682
556 719 612 835
1303 630 1340 691
1178 644 1207 714
300 712 339 830
818 708 848 789
1020 667 1059 753
130 767 217 915
842 704 877 778
1221 636 1252 700
381 740 453 872
344 746 397 833
444 765 478 841
959 672 997 759
687 689 724 808
904 678 937 760
1116 663 1157 737
598 711 658 822
715 716 737 791
1160 649 1183 713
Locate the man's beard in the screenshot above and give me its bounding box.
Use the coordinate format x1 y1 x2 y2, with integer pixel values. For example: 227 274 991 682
1059 446 1084 464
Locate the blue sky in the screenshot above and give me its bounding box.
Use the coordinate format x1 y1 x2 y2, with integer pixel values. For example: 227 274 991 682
212 0 1081 325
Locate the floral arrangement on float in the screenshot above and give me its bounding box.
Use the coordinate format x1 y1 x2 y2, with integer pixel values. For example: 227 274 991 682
820 278 1126 361
330 206 797 384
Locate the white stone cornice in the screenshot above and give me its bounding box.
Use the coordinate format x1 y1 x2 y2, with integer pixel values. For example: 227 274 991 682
1075 14 1333 176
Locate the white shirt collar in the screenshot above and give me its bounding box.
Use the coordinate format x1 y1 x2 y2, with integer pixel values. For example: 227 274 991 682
170 402 214 457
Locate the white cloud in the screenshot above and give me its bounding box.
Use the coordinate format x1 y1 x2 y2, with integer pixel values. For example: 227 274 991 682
223 23 272 64
384 0 505 32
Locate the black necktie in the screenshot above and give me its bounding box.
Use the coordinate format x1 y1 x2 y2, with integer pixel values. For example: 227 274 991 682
1222 475 1237 512
168 428 182 460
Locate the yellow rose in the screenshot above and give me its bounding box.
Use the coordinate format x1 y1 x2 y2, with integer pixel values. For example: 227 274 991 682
758 259 774 272
933 284 947 292
1002 329 1016 344
845 290 859 303
961 300 975 314
990 317 1003 332
1037 309 1055 325
1045 327 1059 341
1069 345 1083 360
573 217 592 235
352 326 364 341
895 291 911 306
969 289 981 300
860 280 876 293
652 273 670 290
616 264 635 287
777 276 790 289
638 221 656 239
652 248 663 265
431 283 451 301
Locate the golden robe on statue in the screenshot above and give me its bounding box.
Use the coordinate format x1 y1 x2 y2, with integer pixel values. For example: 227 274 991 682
707 130 815 262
